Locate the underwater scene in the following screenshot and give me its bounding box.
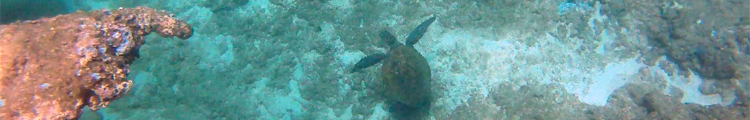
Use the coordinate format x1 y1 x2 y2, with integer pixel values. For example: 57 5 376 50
0 0 748 120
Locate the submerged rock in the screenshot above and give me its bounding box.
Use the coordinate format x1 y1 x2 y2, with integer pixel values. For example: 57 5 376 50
0 7 192 120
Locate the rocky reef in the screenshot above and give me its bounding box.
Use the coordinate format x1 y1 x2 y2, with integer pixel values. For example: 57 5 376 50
0 7 192 120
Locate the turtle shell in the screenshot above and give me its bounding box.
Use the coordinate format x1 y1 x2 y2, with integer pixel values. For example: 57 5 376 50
380 44 432 107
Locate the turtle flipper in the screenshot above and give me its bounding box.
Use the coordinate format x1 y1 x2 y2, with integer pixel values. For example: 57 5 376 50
405 16 437 46
388 101 428 119
350 53 388 73
380 30 401 48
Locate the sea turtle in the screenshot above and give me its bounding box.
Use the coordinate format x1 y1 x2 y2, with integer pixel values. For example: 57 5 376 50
350 16 437 116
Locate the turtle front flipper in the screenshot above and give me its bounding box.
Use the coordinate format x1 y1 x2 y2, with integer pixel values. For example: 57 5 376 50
350 53 388 73
405 16 437 46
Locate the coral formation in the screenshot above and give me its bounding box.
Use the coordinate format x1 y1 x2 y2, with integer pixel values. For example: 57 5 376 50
0 7 192 120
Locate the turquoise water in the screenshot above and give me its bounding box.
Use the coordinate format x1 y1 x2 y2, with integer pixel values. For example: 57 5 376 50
4 0 749 120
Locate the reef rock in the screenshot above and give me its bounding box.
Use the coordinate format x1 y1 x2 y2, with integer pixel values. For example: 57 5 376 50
0 7 192 120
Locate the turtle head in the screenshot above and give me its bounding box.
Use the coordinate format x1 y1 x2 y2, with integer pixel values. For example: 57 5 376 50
379 29 402 48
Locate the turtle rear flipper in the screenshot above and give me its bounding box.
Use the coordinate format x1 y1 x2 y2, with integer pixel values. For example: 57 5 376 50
388 101 412 113
405 16 437 46
350 53 388 73
388 101 431 120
